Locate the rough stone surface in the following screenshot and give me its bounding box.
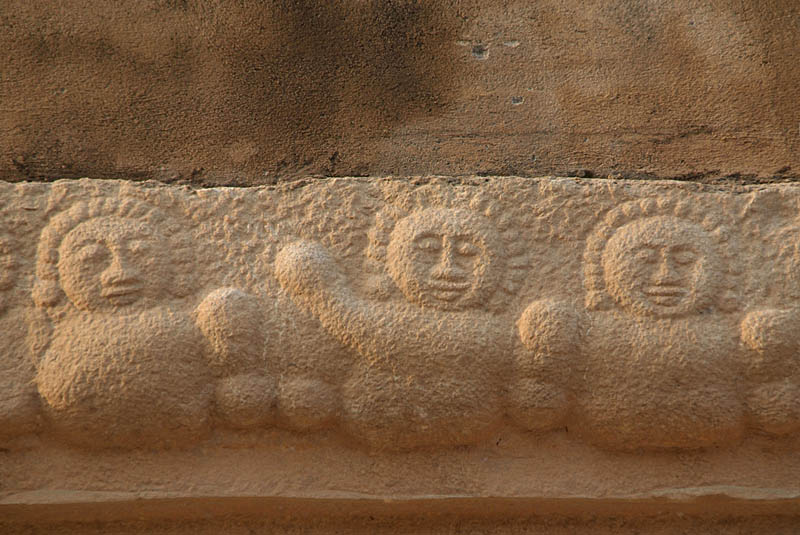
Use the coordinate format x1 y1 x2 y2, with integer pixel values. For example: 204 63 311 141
1 1 799 185
2 177 800 533
4 513 800 535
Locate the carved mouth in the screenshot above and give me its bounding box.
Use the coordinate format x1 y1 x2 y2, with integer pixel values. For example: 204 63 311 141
643 286 686 306
428 282 470 301
102 285 142 300
429 282 470 291
644 286 685 297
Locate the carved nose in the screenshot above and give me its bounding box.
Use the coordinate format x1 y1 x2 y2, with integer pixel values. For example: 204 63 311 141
432 248 465 281
101 255 137 286
653 258 678 284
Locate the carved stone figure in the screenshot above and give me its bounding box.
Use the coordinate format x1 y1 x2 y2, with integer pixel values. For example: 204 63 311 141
524 199 746 450
581 199 746 449
275 204 526 450
32 198 272 448
740 226 800 436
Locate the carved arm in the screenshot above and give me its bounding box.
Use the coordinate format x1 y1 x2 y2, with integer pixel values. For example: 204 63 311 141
740 308 800 435
274 240 385 358
508 299 582 431
195 287 276 429
741 308 800 370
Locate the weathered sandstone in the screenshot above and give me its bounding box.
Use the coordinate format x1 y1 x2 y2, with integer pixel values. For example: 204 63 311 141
2 177 800 532
1 1 798 184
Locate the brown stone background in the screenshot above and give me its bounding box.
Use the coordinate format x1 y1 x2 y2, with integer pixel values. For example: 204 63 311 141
2 0 799 186
4 513 800 535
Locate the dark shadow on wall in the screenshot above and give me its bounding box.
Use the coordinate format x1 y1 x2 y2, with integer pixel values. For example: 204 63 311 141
0 0 461 183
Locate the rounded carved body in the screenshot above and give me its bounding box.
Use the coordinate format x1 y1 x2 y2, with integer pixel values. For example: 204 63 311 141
576 312 745 450
342 309 510 450
36 306 213 448
740 308 800 435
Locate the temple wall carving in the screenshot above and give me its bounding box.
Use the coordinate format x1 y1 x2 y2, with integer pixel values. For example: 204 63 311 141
4 177 800 531
0 177 799 451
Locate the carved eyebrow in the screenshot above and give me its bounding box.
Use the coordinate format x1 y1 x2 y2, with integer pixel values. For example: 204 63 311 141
452 233 482 244
63 235 108 251
668 244 698 253
413 232 441 241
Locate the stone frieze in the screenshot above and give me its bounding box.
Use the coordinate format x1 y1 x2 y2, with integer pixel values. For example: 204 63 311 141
2 177 800 454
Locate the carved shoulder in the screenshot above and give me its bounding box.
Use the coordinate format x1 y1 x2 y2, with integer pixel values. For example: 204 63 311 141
741 308 800 363
195 288 276 429
275 240 345 299
516 299 583 370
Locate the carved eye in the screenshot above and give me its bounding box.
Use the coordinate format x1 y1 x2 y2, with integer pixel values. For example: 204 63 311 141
76 242 107 262
455 241 480 257
673 250 698 265
415 236 441 253
634 248 657 263
128 240 150 255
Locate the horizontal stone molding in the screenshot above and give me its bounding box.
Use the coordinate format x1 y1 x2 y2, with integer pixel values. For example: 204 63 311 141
4 491 800 524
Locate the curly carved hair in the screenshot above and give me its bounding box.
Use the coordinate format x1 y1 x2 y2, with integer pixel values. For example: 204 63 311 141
33 196 193 317
583 196 738 312
363 185 530 313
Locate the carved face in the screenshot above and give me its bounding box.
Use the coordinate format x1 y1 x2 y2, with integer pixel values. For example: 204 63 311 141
386 208 501 311
58 217 170 311
602 216 718 317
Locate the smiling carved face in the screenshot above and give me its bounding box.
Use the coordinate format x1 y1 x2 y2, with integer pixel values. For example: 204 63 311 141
58 217 170 312
602 216 718 318
386 208 501 311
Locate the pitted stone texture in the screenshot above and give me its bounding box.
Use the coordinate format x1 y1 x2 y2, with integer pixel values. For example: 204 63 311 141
1 1 799 183
3 176 800 522
3 177 800 459
4 512 800 535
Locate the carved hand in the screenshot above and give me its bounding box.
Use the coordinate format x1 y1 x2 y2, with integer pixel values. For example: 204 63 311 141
275 240 344 297
741 309 800 436
195 287 265 371
741 308 800 369
196 288 276 429
509 300 581 432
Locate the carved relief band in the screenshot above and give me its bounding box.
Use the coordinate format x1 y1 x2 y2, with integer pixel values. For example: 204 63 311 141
3 177 800 519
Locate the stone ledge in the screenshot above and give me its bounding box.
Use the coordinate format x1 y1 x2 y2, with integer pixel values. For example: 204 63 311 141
4 490 800 524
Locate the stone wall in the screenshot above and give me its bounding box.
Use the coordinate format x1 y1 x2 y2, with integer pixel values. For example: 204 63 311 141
1 178 800 532
1 1 799 185
3 1 800 533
